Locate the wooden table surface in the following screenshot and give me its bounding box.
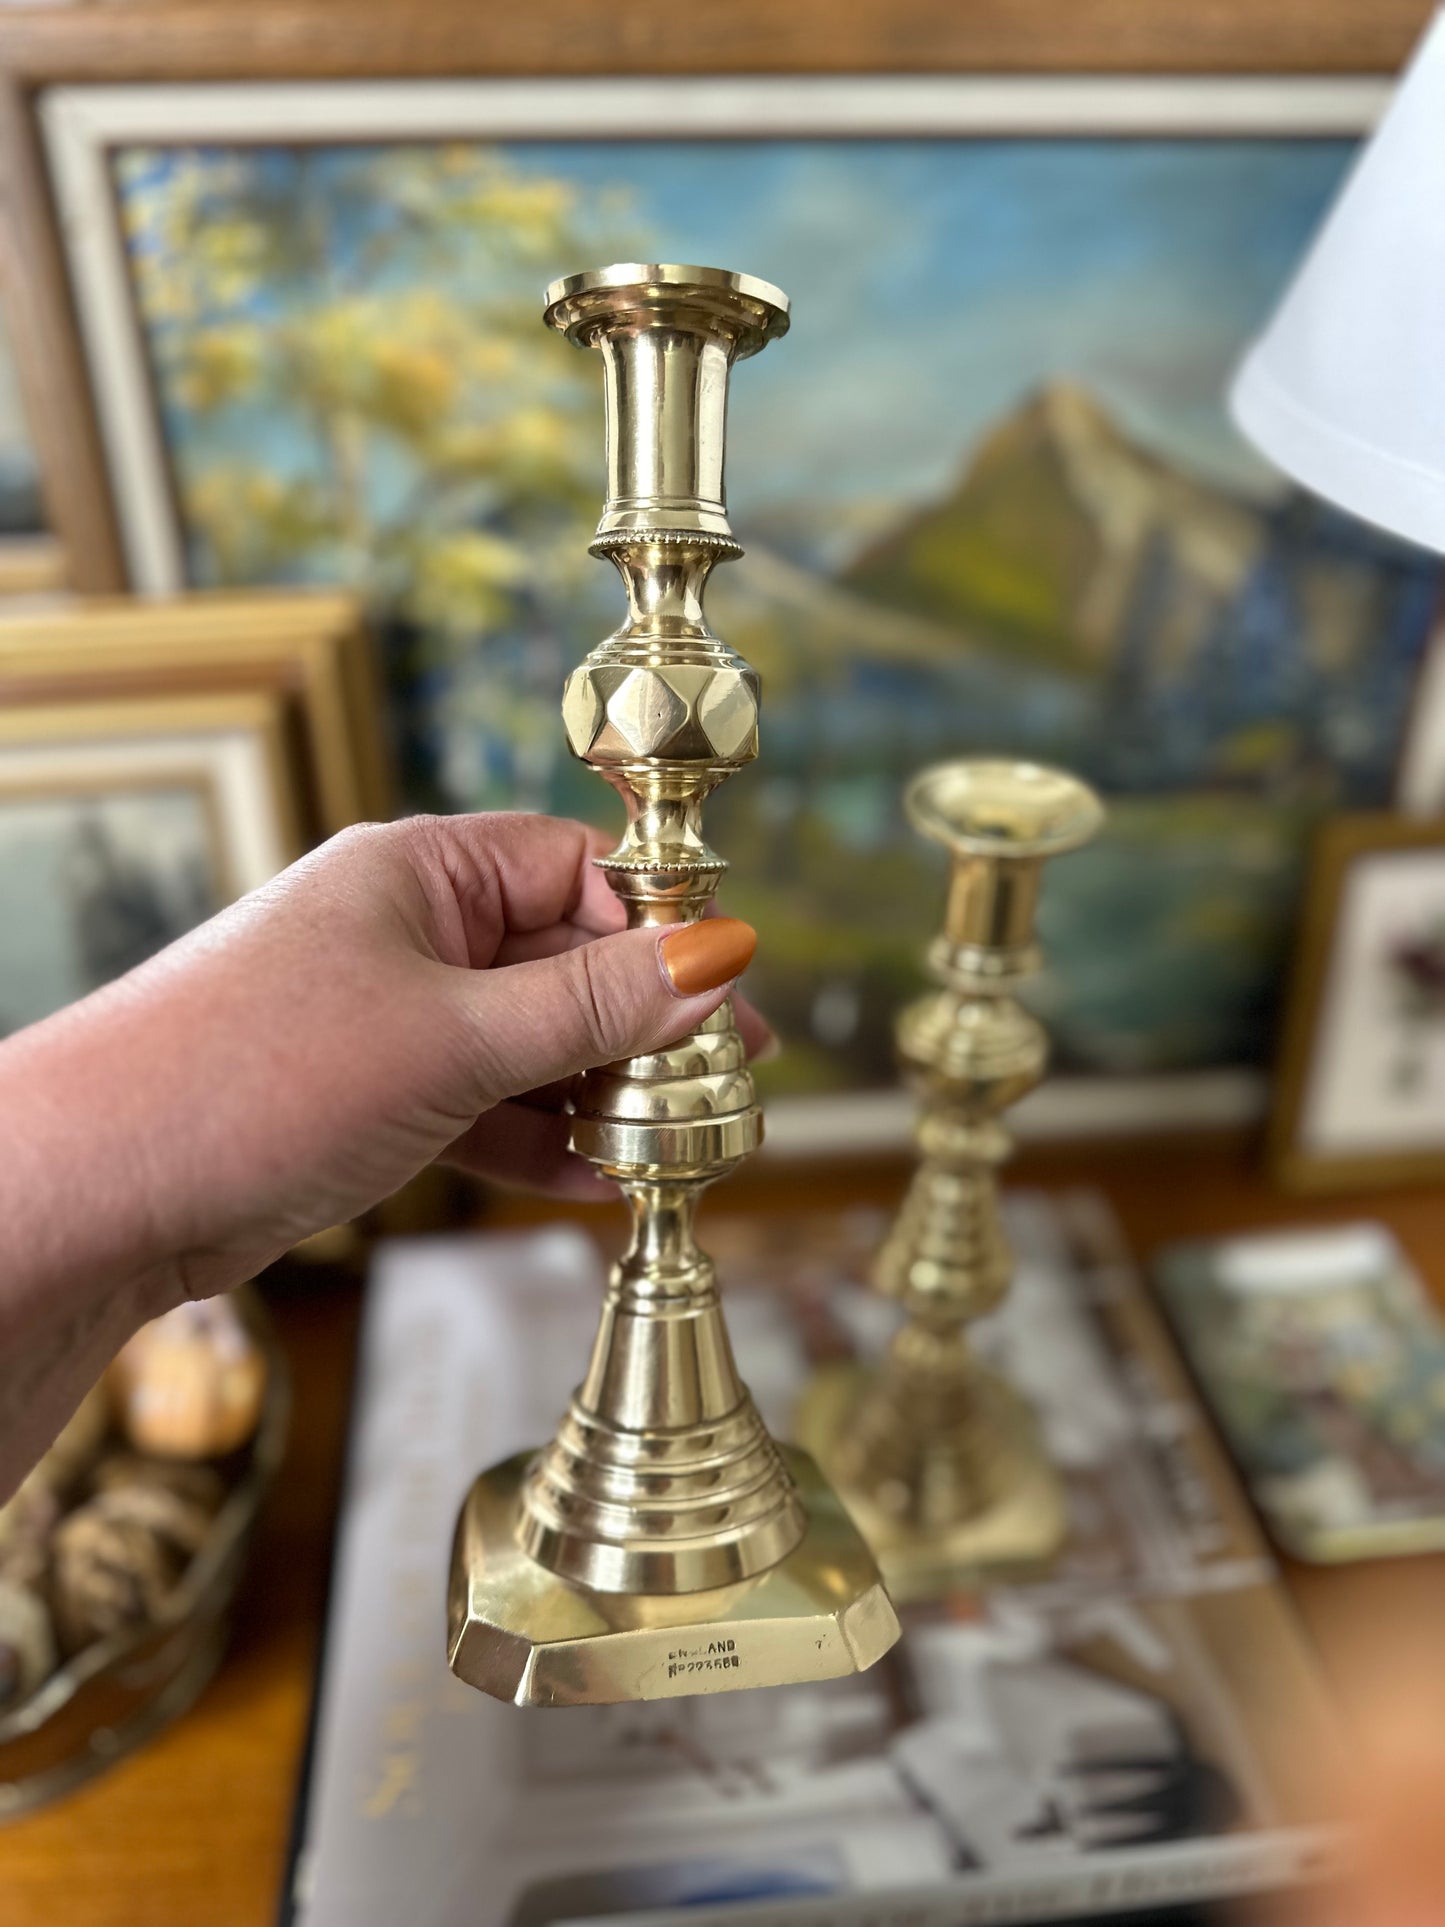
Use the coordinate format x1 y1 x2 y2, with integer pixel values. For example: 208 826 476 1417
4 1132 1445 1924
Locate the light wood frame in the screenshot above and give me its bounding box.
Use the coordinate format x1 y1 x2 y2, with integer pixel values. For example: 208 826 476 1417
0 535 65 598
1269 812 1445 1192
0 591 390 834
0 0 1430 595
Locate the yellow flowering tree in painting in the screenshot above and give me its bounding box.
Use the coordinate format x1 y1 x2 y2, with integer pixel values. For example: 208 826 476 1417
118 142 638 804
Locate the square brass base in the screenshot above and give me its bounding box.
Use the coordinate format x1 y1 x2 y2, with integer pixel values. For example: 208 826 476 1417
447 1445 900 1707
794 1363 1068 1606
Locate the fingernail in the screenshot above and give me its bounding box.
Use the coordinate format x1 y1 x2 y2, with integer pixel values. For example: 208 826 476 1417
754 1029 782 1063
659 918 757 997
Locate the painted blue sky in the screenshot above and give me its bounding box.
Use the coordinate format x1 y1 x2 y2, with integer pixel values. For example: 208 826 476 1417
122 136 1356 569
501 140 1352 546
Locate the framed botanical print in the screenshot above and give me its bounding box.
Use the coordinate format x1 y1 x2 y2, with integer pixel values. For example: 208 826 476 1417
7 20 1438 1139
1270 814 1445 1191
0 690 303 1036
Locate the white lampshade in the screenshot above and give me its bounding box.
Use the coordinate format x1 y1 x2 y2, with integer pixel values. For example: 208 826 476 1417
1230 8 1445 552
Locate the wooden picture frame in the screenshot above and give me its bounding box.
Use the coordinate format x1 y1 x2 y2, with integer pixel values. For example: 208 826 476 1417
0 591 390 835
0 687 304 1034
0 536 65 599
1395 610 1445 815
0 0 1430 596
31 71 1391 605
1270 813 1445 1191
0 687 305 871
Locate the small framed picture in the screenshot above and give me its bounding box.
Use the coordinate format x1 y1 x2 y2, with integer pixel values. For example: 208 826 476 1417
1396 610 1445 814
0 591 388 835
1270 813 1445 1190
0 690 303 1037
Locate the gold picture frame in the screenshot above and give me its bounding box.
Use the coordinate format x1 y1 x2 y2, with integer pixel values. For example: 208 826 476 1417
0 591 389 836
1270 812 1445 1191
0 687 305 1037
0 535 65 598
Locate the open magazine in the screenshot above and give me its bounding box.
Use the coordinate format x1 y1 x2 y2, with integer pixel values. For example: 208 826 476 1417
284 1194 1343 1927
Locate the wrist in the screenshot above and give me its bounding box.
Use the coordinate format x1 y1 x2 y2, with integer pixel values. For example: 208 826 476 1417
0 992 187 1322
0 993 193 1493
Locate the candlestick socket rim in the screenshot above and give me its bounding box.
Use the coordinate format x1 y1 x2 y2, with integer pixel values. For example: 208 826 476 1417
906 758 1104 861
543 262 790 356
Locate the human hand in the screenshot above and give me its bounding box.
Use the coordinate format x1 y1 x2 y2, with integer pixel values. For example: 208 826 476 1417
1 812 767 1310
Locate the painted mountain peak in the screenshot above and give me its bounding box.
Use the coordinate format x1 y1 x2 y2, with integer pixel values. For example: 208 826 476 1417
842 379 1266 679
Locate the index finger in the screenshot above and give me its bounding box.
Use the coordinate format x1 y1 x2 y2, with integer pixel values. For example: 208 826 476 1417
429 812 625 962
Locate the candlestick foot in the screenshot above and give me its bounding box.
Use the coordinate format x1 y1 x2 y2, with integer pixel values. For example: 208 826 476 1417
795 1362 1067 1605
447 1446 899 1707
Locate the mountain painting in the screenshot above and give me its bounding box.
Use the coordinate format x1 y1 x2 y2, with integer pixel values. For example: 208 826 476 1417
111 136 1442 1093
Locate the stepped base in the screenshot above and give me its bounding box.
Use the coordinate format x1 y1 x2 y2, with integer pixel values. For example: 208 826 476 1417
447 1445 900 1707
794 1363 1067 1606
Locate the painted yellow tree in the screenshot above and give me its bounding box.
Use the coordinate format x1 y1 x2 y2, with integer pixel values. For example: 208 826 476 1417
118 142 641 804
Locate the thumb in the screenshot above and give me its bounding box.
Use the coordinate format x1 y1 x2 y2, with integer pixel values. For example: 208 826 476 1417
459 917 758 1102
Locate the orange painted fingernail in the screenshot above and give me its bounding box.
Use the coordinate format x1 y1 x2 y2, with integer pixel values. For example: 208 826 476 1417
658 918 757 996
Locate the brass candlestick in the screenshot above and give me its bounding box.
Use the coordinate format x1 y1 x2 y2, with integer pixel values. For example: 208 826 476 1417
796 759 1103 1603
448 264 899 1706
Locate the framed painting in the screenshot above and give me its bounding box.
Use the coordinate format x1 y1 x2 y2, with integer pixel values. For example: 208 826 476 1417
1269 814 1445 1192
0 591 390 834
0 0 1423 584
0 689 303 1036
23 66 1445 1141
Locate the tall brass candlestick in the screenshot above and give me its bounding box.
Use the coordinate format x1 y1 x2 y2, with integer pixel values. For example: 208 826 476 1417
797 759 1103 1602
448 264 898 1706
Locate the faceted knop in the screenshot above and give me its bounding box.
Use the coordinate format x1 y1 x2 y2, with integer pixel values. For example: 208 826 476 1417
567 661 761 769
561 669 604 756
608 667 691 756
698 668 760 762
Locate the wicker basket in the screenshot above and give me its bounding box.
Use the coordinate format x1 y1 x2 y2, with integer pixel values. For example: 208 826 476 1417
0 1296 290 1818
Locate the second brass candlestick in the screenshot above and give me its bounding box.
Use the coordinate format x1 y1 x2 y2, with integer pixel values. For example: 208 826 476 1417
797 759 1103 1603
447 263 898 1707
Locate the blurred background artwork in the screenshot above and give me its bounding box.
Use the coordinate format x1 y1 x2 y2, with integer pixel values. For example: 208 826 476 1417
0 690 299 1035
1269 813 1445 1190
0 782 222 1035
44 82 1441 1109
0 596 379 1036
1158 1222 1445 1560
